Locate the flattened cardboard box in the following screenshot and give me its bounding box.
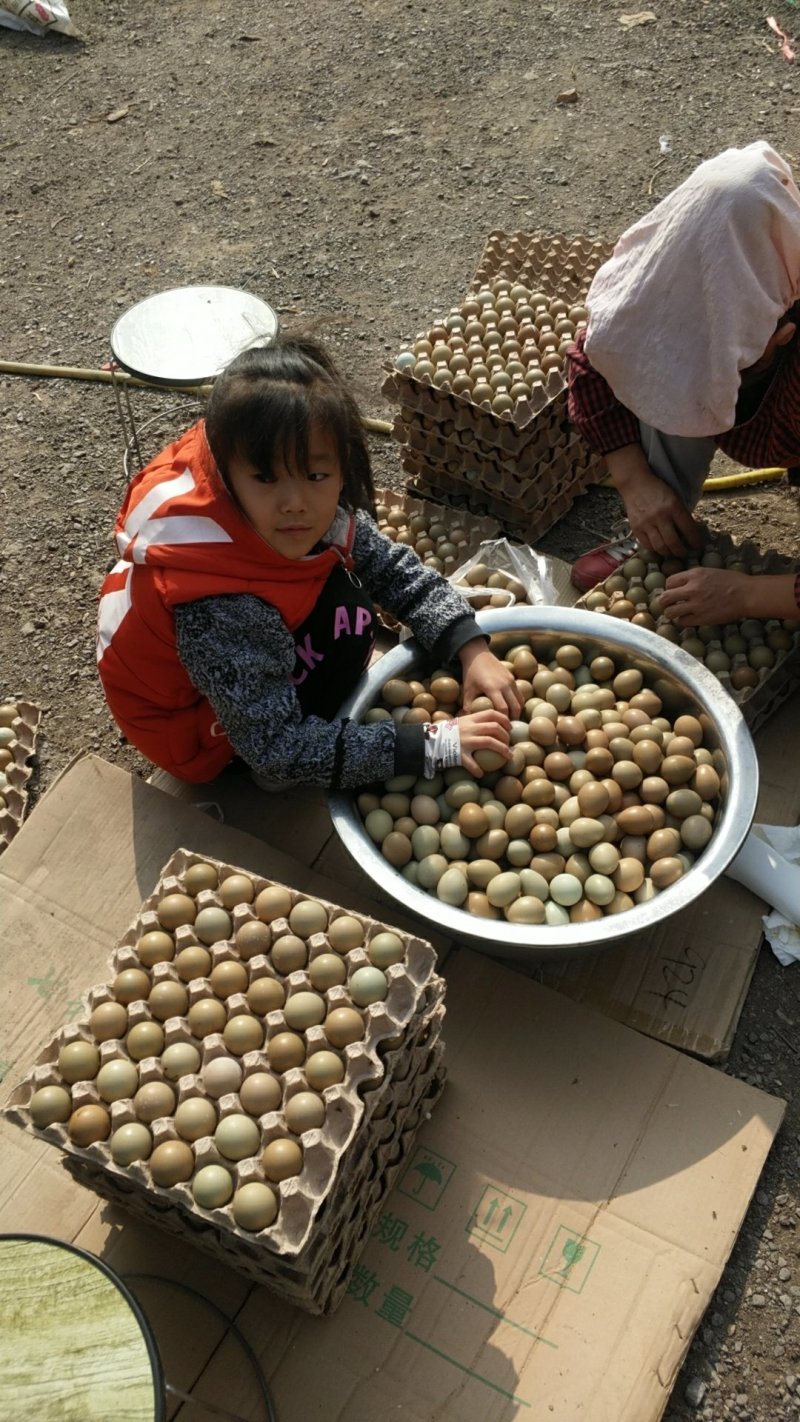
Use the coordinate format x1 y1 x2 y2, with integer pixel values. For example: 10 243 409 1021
0 756 785 1421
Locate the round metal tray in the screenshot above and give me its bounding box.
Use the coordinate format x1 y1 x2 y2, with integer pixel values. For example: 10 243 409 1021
329 606 759 963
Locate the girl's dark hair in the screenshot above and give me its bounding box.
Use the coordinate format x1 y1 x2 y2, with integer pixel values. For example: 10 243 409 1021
205 335 375 513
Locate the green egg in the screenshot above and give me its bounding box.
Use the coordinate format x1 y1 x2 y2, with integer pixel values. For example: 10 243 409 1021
367 931 405 968
349 966 388 1006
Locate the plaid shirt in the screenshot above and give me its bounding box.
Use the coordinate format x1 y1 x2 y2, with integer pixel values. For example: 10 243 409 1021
567 326 800 469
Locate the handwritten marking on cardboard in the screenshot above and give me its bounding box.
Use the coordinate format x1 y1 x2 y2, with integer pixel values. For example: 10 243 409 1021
467 1184 526 1254
646 941 706 1013
397 1145 456 1210
539 1224 601 1293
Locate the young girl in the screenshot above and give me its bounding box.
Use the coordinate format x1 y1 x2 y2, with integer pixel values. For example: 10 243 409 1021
97 336 521 787
567 140 800 619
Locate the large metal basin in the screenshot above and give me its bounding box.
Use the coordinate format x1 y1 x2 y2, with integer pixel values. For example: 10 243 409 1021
329 606 759 962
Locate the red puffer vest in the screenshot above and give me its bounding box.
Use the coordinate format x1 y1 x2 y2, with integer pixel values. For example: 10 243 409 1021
96 420 354 782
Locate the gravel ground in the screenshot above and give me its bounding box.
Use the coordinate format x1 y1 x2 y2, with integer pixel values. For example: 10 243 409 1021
2 2 800 1417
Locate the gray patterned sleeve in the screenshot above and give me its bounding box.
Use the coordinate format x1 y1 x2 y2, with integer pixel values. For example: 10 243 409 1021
174 595 422 788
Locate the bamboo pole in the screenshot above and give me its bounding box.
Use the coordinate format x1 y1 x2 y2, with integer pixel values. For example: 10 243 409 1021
0 358 394 434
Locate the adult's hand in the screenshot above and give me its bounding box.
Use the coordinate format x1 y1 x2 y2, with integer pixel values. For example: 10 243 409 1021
662 568 799 625
607 445 704 558
458 639 523 717
456 709 512 778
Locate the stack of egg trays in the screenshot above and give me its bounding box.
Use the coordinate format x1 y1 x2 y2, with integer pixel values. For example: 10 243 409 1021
374 484 500 632
4 848 447 1315
575 530 800 734
382 231 611 526
0 699 41 852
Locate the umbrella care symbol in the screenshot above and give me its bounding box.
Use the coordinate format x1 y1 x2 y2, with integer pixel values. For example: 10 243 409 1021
412 1158 443 1196
559 1237 586 1277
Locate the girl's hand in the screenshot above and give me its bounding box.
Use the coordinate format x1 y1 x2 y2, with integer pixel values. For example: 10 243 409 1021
459 640 523 717
661 567 752 625
457 709 512 778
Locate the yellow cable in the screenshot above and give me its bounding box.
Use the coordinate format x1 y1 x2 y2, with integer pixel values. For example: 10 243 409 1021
601 467 787 491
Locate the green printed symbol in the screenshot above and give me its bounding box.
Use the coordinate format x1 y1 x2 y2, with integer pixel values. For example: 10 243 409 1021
397 1146 456 1211
467 1185 526 1254
539 1225 600 1294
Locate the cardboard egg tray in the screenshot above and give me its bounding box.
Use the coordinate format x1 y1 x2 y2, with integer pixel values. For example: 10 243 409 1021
0 699 41 852
383 231 611 526
4 849 447 1314
575 531 800 733
374 485 500 633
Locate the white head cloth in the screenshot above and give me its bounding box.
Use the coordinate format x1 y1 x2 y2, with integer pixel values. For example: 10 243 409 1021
584 141 800 436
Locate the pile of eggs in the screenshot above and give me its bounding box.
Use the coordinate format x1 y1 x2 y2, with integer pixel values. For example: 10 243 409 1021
453 561 529 609
0 701 22 814
582 550 799 693
393 278 588 419
357 644 722 925
25 863 408 1233
375 501 475 578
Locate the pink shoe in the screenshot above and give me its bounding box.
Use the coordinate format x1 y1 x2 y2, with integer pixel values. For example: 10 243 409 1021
571 534 638 592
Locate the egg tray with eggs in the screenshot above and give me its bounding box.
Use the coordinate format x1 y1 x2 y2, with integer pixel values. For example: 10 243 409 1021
468 230 614 309
400 445 601 542
373 486 500 632
574 532 800 735
355 644 727 930
4 850 447 1309
0 699 41 852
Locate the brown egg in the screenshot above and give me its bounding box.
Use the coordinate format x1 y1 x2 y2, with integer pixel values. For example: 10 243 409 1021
665 735 697 760
150 1139 195 1187
239 1071 283 1115
475 827 510 860
126 1020 165 1061
305 1050 345 1090
458 803 490 839
660 755 697 786
493 775 523 807
600 779 625 813
530 823 557 853
616 805 656 836
113 968 151 1005
149 980 190 1022
133 1080 176 1122
267 1031 306 1072
136 931 175 967
556 715 586 746
521 778 556 808
218 873 256 909
430 675 460 704
650 856 685 889
632 739 663 775
613 858 645 894
68 1104 111 1146
271 933 308 976
183 861 219 895
327 914 365 952
474 749 508 773
324 1007 365 1048
88 1000 128 1042
692 764 721 801
209 960 249 1000
223 1015 265 1056
640 775 669 804
570 900 603 923
576 782 609 817
584 747 614 777
543 752 573 782
504 803 536 838
235 920 272 960
529 853 565 881
528 716 557 746
255 885 293 923
262 1137 304 1182
247 975 286 1014
174 945 212 982
187 997 228 1038
465 892 501 919
284 1091 326 1135
646 828 682 860
674 714 703 747
157 893 197 930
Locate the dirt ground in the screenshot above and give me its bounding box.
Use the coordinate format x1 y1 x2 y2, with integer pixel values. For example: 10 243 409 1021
2 1 800 1417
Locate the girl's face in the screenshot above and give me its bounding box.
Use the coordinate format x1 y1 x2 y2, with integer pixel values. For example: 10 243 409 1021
226 423 344 559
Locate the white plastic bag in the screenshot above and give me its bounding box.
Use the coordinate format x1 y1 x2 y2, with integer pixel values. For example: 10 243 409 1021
0 0 78 36
449 538 563 609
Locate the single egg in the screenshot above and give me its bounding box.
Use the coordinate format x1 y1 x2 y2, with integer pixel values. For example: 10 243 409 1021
96 1058 139 1102
232 1181 279 1231
175 945 213 982
134 1080 176 1122
261 1137 303 1182
149 980 190 1022
349 966 388 1007
223 1014 265 1056
192 1163 234 1210
270 934 308 974
284 991 327 1031
29 1084 73 1127
194 906 233 946
149 1139 195 1187
160 1042 201 1079
239 1071 282 1116
255 885 293 923
209 960 249 1000
183 861 219 895
57 1040 100 1084
68 1104 111 1147
110 1122 153 1166
324 1007 364 1048
247 975 286 1014
308 953 347 990
203 1056 244 1098
289 899 328 938
305 1050 345 1090
267 1031 306 1072
327 914 365 952
174 1096 218 1141
284 1091 326 1135
113 968 151 1005
136 930 175 967
126 1021 165 1061
215 1112 261 1161
235 919 272 960
88 1000 129 1042
157 893 197 930
187 998 228 1039
218 873 255 909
